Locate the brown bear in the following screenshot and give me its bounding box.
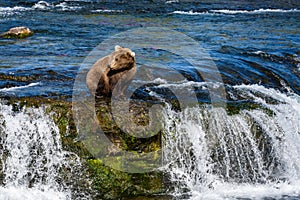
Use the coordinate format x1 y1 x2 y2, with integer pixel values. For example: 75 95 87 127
86 45 136 98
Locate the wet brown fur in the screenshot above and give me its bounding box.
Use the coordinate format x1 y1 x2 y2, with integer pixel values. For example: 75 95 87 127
86 46 136 97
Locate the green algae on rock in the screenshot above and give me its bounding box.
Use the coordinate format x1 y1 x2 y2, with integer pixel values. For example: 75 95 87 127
1 27 34 39
87 159 166 199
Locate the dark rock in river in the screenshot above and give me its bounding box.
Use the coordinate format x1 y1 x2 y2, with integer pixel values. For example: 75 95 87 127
1 26 34 39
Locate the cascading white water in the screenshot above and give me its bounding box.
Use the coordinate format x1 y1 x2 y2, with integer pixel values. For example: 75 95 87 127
0 103 71 200
162 84 300 199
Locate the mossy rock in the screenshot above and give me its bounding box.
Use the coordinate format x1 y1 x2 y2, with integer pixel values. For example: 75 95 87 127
1 27 34 39
0 73 40 82
93 98 163 153
225 101 274 116
87 159 166 199
3 96 167 199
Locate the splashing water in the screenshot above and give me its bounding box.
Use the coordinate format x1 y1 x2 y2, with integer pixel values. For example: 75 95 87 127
0 103 71 200
162 85 300 199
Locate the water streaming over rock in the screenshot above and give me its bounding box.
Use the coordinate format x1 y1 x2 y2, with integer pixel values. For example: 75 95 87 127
0 103 73 200
0 1 299 199
162 84 300 199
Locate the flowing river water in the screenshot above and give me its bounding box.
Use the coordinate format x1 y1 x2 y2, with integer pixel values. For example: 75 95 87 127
0 0 300 199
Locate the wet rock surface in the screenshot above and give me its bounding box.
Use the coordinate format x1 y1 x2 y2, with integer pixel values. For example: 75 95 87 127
1 26 33 39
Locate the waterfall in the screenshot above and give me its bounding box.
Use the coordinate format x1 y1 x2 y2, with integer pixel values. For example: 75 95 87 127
162 84 300 199
0 103 72 200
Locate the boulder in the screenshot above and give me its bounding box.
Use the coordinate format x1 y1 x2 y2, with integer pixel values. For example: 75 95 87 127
1 26 34 39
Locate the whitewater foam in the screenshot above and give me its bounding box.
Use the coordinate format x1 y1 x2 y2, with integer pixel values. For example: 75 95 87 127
0 187 68 200
0 103 71 199
190 181 300 200
173 8 300 16
162 84 300 199
172 10 209 15
0 6 31 12
166 0 179 4
134 78 222 89
0 82 40 92
55 2 82 11
0 1 83 15
211 8 300 14
0 6 31 16
32 1 52 10
91 9 123 13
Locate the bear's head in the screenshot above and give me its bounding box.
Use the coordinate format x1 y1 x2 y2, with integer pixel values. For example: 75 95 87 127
109 45 136 71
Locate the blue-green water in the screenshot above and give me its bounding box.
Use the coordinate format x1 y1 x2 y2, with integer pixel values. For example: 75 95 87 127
0 1 300 199
0 0 299 99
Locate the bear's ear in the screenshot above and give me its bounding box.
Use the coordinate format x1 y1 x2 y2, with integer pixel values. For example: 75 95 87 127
115 45 122 51
130 51 135 57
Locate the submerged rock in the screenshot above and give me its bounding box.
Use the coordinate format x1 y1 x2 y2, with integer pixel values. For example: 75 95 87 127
1 26 34 39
